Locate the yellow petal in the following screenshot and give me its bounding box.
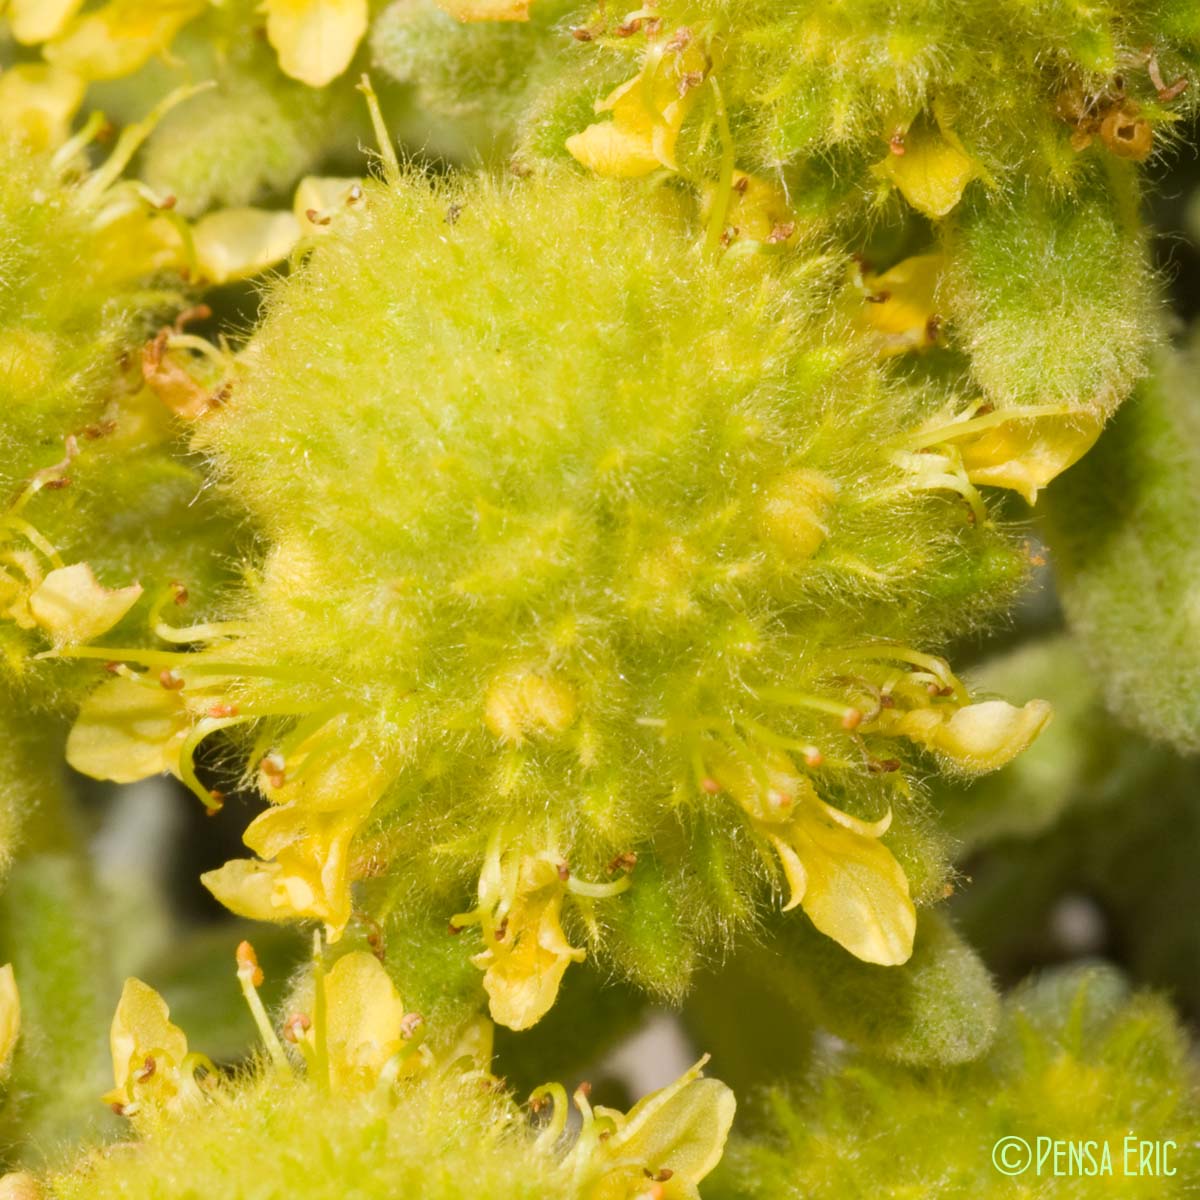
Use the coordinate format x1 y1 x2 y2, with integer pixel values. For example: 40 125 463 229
209 801 366 940
200 859 297 925
44 0 204 81
0 965 20 1078
265 0 368 88
258 715 393 813
293 176 362 234
566 119 663 179
320 952 408 1092
873 124 980 219
0 64 85 151
900 699 1053 773
66 676 191 784
593 1057 736 1192
774 800 916 966
852 253 944 357
192 208 302 285
6 0 85 43
704 170 799 246
475 857 585 1030
435 0 531 20
566 46 703 179
104 977 188 1111
442 1015 494 1071
27 562 142 647
955 410 1104 503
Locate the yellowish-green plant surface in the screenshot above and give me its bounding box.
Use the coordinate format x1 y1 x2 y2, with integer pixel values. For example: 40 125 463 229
0 0 1198 1195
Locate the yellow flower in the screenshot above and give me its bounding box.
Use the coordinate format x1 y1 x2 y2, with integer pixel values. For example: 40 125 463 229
102 978 191 1115
951 409 1105 504
264 0 369 89
0 64 85 151
575 1056 736 1199
467 853 586 1031
566 37 709 179
873 116 980 219
205 717 395 939
703 170 799 247
192 208 302 286
711 746 915 966
202 803 366 941
872 698 1053 774
66 674 194 784
5 0 85 44
26 562 142 647
303 952 412 1092
849 253 944 357
0 965 20 1079
435 0 532 19
44 0 205 82
293 176 363 235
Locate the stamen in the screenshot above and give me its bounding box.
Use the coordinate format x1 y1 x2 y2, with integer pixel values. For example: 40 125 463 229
356 75 401 185
235 942 292 1076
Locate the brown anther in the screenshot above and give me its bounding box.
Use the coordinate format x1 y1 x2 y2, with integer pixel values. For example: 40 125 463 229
283 1012 312 1043
236 940 264 987
719 228 735 248
615 17 642 35
607 850 638 875
133 1054 157 1082
159 669 185 691
105 661 122 674
109 1102 128 1116
925 314 943 342
556 861 570 882
841 708 863 731
157 194 177 210
938 685 955 697
941 881 955 898
654 1169 675 1182
82 420 118 439
700 776 721 795
207 790 226 812
1145 47 1189 101
664 26 691 50
400 1012 424 1039
765 222 796 244
494 917 509 941
43 476 70 490
173 304 211 333
445 203 463 225
207 702 239 718
348 184 364 203
448 922 464 935
209 381 233 408
643 17 661 34
889 132 906 155
577 1080 592 1098
802 748 823 767
733 175 750 194
571 25 593 39
305 208 332 227
677 70 705 96
865 290 890 304
868 758 901 774
879 693 895 709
